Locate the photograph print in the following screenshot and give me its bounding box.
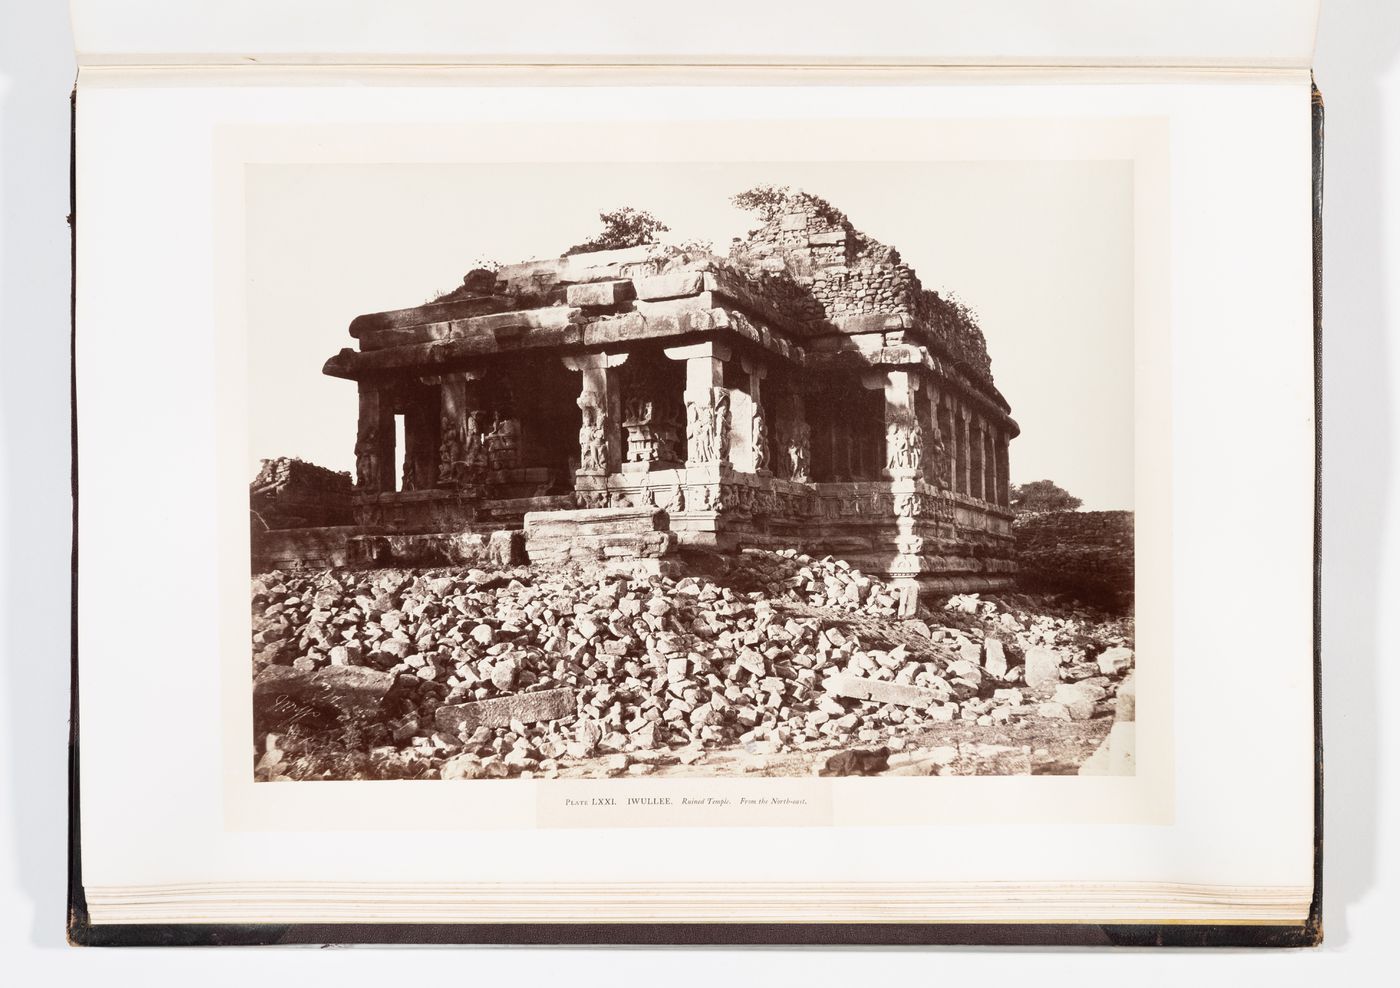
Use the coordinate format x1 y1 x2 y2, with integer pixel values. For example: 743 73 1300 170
247 157 1137 783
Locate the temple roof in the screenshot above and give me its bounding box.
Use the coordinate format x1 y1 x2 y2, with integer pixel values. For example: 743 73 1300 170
323 200 1013 421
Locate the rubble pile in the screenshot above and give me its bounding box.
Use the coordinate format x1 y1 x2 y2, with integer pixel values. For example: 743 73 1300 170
251 549 1134 780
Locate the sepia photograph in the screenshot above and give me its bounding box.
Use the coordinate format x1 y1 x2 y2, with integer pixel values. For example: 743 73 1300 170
246 158 1138 783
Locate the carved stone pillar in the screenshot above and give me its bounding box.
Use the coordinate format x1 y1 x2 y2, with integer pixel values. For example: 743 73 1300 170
739 356 770 474
435 373 487 491
996 432 1011 507
562 352 627 482
968 413 985 501
984 424 998 506
958 406 973 496
943 395 959 493
354 384 396 493
871 369 923 481
774 390 811 482
924 383 947 487
665 341 732 468
401 389 441 492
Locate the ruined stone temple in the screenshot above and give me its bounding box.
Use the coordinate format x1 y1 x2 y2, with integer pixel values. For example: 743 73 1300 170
275 196 1017 597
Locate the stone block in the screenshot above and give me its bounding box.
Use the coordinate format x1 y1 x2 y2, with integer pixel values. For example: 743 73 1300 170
983 638 1008 678
1078 721 1136 776
1024 646 1062 693
807 229 847 246
823 673 943 710
632 271 704 301
565 280 636 307
1115 673 1136 722
462 306 583 335
434 687 577 736
524 506 668 536
1052 683 1098 721
253 664 397 734
1097 645 1134 677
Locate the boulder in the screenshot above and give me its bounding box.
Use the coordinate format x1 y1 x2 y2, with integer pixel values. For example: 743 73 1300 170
1024 646 1062 693
1097 645 1134 677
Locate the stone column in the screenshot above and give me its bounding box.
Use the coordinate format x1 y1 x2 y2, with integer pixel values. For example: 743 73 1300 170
944 395 960 493
870 369 923 481
401 388 441 492
738 355 770 474
984 424 999 506
774 389 811 482
435 372 488 490
354 384 396 493
562 352 628 483
968 413 985 501
996 433 1011 506
665 341 732 468
954 403 969 495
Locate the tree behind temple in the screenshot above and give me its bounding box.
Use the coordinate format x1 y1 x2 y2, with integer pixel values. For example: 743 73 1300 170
565 207 670 255
1009 479 1083 515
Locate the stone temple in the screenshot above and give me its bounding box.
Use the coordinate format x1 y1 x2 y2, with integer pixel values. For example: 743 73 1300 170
269 195 1017 602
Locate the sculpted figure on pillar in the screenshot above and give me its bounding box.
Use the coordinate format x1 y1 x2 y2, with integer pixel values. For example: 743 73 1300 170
354 423 378 491
787 420 812 482
486 415 521 470
438 408 464 487
686 387 731 464
751 407 770 472
885 420 924 475
576 391 609 473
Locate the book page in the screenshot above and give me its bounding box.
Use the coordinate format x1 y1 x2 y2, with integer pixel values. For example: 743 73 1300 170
73 65 1315 924
70 0 1320 68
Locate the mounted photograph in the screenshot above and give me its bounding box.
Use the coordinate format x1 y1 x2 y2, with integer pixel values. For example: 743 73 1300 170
246 159 1137 783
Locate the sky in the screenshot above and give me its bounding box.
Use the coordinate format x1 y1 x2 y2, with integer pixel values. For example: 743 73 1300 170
246 159 1134 510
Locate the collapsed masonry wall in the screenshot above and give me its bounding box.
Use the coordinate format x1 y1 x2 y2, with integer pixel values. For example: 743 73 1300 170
731 195 997 387
250 457 354 531
1012 511 1134 611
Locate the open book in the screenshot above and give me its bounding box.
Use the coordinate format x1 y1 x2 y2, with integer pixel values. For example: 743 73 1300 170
68 0 1323 946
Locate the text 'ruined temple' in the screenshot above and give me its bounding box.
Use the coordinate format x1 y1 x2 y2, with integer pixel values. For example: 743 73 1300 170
312 194 1018 598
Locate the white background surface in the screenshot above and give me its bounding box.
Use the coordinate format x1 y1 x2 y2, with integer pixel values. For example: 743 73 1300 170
2 0 1397 980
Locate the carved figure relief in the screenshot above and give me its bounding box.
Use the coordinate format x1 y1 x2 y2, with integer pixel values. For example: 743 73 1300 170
486 415 521 470
787 421 812 482
354 423 378 491
576 391 609 473
751 408 770 471
438 409 463 487
685 387 731 465
575 487 608 510
885 421 924 475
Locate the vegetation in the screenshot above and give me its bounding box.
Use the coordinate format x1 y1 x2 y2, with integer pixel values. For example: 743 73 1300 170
1010 479 1083 515
731 185 847 227
564 207 670 255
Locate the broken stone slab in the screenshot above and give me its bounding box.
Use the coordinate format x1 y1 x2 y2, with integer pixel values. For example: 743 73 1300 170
523 506 669 537
1052 682 1101 721
1115 673 1136 722
983 638 1008 678
434 687 576 736
252 664 397 733
632 271 705 301
1078 721 1136 776
565 279 636 308
823 673 943 710
1097 645 1134 677
1036 701 1072 721
1024 646 1062 693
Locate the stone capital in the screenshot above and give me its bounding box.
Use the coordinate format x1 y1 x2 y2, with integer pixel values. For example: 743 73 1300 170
561 351 629 373
663 341 732 364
